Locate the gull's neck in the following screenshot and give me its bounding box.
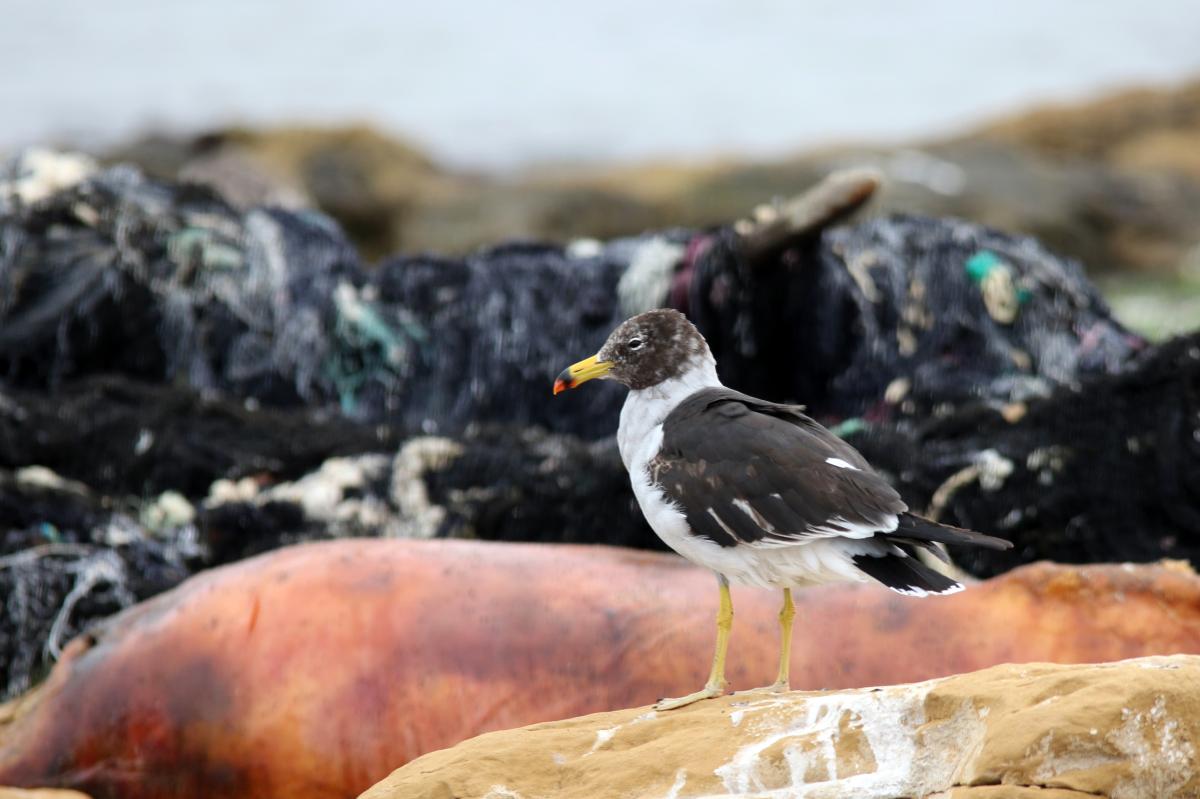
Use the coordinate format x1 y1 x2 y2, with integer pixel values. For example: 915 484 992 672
617 354 721 468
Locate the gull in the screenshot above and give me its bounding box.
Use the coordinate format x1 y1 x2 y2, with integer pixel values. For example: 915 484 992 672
554 309 1011 710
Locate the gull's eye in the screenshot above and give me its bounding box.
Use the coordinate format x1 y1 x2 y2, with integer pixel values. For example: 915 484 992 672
627 337 644 351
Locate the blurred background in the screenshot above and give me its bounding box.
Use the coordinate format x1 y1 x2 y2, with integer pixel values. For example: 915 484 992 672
6 4 1200 796
4 0 1200 335
5 0 1200 167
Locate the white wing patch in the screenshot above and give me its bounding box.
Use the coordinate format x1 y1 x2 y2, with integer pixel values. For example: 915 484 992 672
891 581 964 597
826 457 858 470
731 498 776 534
740 512 900 548
706 507 738 540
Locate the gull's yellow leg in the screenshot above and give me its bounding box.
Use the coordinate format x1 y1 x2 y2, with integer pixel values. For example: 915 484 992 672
655 574 733 711
768 587 794 692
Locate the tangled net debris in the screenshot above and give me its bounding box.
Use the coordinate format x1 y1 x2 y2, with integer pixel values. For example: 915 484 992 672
2 155 1193 700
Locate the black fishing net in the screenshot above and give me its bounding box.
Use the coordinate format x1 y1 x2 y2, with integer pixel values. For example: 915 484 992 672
848 331 1200 578
0 163 1143 437
0 166 362 406
0 469 196 698
0 377 403 498
370 243 636 437
686 216 1143 419
0 164 685 437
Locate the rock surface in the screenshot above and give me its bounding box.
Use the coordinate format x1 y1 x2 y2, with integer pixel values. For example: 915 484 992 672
364 655 1200 799
4 541 1200 798
973 80 1200 180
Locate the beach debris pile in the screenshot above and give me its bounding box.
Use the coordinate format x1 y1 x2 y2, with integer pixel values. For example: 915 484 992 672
1 153 1195 702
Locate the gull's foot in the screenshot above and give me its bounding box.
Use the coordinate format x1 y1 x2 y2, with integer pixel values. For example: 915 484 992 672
654 684 726 711
733 680 790 697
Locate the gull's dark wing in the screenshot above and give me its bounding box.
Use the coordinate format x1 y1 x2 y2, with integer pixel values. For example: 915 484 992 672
650 387 904 547
651 387 1011 553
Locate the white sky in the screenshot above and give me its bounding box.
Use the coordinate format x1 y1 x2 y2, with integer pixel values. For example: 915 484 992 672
3 0 1199 168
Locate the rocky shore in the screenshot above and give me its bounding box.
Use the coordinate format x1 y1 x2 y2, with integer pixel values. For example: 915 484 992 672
367 655 1200 799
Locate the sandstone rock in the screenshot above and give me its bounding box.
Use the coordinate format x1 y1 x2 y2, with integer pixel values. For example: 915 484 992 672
177 147 310 210
973 79 1200 178
222 125 440 258
401 180 668 255
110 125 442 259
364 655 1200 799
950 80 1200 276
4 541 1200 798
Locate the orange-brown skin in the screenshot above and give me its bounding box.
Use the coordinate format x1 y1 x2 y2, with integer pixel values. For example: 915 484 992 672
2 540 1200 798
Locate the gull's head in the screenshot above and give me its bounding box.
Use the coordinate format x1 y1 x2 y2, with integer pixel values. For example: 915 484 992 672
553 309 712 394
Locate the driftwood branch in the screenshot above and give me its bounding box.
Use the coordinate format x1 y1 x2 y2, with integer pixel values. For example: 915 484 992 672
735 167 882 260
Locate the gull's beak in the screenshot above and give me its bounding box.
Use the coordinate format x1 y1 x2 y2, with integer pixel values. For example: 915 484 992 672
553 354 612 395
